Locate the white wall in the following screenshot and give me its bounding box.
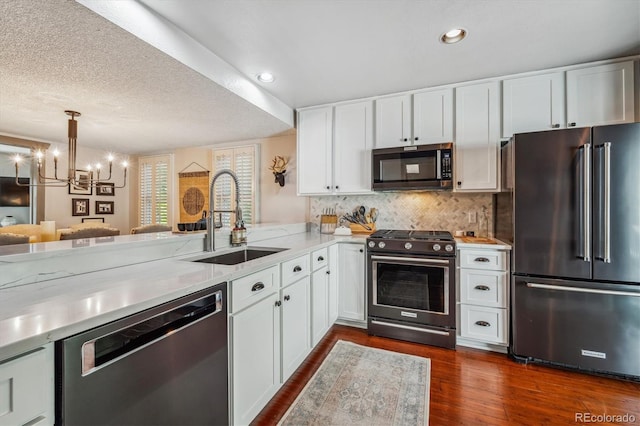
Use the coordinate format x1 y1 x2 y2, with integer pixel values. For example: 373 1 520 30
0 150 30 224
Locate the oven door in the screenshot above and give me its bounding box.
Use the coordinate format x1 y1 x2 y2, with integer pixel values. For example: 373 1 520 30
368 254 456 328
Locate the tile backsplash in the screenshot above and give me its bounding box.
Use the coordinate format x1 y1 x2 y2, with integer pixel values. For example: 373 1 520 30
310 192 493 236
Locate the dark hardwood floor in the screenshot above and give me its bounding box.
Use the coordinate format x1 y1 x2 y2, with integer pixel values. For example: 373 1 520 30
252 325 640 425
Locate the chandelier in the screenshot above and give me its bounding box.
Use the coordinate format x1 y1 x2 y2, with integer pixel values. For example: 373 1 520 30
13 110 127 189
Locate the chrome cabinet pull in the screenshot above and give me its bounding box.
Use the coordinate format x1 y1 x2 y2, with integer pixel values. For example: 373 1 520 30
275 300 282 307
317 256 325 262
474 257 490 263
293 265 302 272
474 285 490 291
284 295 291 301
251 282 265 292
603 142 611 263
474 321 491 327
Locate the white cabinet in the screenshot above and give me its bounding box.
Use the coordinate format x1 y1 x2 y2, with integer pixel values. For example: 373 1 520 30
0 345 54 426
229 266 281 424
297 101 373 195
297 106 333 194
311 248 330 346
333 101 374 193
566 61 635 128
338 243 366 325
375 94 412 148
281 275 311 381
454 82 500 191
375 89 453 148
502 72 565 137
328 244 339 324
457 246 510 352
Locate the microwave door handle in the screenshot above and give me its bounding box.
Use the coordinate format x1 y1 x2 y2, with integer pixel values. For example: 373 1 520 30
437 149 442 179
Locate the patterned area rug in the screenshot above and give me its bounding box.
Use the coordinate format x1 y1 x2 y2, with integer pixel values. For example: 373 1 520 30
278 340 430 425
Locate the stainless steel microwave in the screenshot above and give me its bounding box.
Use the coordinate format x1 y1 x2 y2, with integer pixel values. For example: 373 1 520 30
372 143 453 191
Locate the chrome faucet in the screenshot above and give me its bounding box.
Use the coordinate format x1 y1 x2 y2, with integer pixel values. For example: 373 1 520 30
206 169 243 252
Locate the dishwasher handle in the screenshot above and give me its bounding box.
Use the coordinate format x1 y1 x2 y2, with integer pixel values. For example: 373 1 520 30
81 289 224 375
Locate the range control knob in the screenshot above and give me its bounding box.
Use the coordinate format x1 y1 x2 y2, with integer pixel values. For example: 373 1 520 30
368 241 376 248
433 244 441 251
445 244 454 252
378 242 386 248
404 242 413 250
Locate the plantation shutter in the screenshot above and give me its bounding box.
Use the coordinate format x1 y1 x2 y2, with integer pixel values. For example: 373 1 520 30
212 145 257 227
138 155 173 226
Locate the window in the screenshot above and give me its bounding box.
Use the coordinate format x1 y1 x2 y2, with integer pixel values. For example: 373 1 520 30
138 154 173 226
212 145 258 227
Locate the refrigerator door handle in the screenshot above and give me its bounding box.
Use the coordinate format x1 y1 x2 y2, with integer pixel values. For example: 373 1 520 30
603 142 611 263
578 143 591 262
526 282 639 298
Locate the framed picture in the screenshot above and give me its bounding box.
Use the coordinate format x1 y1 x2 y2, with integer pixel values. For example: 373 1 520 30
69 170 92 195
72 198 90 216
96 182 115 196
96 200 114 215
82 217 105 223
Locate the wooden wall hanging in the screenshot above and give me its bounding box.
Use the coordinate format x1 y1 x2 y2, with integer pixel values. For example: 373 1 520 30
178 162 209 223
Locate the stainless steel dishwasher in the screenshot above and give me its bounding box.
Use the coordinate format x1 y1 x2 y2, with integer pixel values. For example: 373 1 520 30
55 283 228 425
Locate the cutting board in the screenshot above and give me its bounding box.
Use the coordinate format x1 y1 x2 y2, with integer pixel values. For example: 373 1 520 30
457 236 498 244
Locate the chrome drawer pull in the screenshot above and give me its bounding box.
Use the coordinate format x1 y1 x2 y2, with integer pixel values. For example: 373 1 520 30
475 320 491 327
474 257 490 263
474 285 490 291
251 282 265 292
293 265 302 272
317 256 325 261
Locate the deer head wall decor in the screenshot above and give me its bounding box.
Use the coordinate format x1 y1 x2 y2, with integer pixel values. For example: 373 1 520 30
269 156 289 187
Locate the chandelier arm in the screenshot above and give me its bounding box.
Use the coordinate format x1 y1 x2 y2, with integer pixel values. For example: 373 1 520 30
113 169 128 189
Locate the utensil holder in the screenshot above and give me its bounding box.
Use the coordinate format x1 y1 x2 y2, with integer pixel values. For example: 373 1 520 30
349 223 376 234
320 214 338 234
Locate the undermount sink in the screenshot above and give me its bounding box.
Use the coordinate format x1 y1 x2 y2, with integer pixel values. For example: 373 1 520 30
193 247 287 265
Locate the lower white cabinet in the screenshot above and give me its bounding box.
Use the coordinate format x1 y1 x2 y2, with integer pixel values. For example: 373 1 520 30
338 243 366 325
328 244 339 324
231 291 281 426
281 276 311 381
311 266 330 346
457 245 511 352
0 344 54 426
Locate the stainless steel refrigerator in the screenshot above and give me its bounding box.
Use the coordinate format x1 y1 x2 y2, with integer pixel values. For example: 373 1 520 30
498 122 640 379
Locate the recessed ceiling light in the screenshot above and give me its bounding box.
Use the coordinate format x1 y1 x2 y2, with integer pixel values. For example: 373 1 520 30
257 72 275 83
440 28 467 44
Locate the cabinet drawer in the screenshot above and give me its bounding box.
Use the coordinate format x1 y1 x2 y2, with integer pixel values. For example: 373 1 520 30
459 269 508 308
231 265 279 313
459 249 507 271
0 346 51 426
311 247 328 271
460 305 508 345
281 254 310 286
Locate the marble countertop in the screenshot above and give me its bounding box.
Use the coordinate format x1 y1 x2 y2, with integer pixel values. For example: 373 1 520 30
0 231 366 361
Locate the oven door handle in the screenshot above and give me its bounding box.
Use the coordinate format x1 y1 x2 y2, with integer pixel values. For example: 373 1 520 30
371 255 451 265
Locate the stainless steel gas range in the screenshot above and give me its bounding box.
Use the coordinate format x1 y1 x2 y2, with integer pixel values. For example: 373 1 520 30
366 229 457 349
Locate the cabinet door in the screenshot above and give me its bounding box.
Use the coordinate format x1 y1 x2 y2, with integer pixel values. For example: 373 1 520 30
566 61 635 128
413 88 454 144
281 276 311 381
455 82 500 191
502 72 565 137
338 243 366 322
0 345 53 426
328 244 339 324
375 94 411 148
231 293 281 425
297 107 333 194
311 267 330 346
334 101 373 193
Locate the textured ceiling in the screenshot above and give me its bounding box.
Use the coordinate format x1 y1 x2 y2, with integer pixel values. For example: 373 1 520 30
0 0 639 156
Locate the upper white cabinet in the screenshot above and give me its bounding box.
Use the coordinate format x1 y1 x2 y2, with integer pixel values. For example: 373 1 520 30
566 61 635 128
502 72 565 138
333 101 374 193
375 94 412 148
455 82 500 192
374 89 453 148
297 101 373 195
297 106 333 194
